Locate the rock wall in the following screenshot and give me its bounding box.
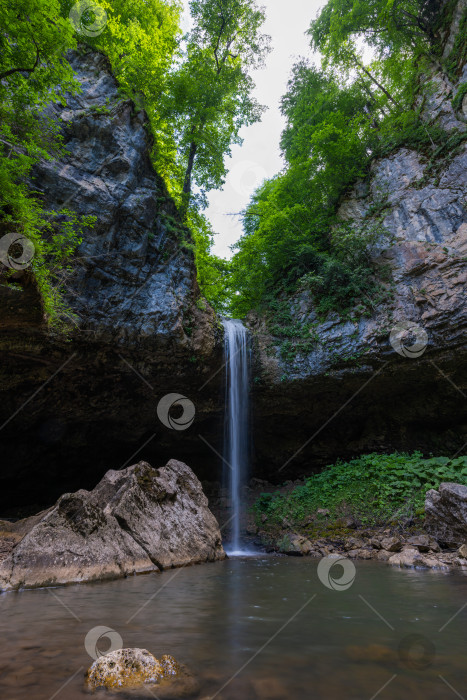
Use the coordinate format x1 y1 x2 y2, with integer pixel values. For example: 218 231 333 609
0 50 225 512
248 5 467 479
1 14 466 508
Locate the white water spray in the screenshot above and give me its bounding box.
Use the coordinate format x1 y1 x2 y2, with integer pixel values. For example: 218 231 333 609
223 319 250 554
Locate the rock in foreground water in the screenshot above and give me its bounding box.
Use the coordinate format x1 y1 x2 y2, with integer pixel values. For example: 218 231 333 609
85 649 199 697
0 460 225 591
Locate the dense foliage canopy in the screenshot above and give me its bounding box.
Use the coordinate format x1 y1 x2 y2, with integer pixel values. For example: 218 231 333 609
227 0 466 319
1 0 465 321
0 0 268 321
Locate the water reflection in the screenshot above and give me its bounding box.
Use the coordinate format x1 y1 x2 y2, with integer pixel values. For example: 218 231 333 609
0 558 466 699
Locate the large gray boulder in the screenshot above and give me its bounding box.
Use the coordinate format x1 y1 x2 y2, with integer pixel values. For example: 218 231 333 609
0 460 225 591
425 482 467 546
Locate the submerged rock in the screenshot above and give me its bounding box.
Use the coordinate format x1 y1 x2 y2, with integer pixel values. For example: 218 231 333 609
345 644 397 663
85 648 199 697
425 482 467 546
0 460 225 591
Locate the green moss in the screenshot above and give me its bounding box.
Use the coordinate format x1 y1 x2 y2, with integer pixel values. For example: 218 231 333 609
443 7 467 80
452 82 467 112
195 297 208 311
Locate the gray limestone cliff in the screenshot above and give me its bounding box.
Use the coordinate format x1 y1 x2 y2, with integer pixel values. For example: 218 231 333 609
247 3 467 477
0 50 224 510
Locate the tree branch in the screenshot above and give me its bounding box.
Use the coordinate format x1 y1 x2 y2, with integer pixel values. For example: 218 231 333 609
348 50 401 109
0 34 40 81
213 15 227 73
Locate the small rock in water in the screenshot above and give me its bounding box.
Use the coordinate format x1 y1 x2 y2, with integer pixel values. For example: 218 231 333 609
251 675 289 698
388 546 448 570
458 543 467 558
85 648 199 697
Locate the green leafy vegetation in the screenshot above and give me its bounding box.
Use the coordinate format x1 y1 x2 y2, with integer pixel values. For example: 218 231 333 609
1 0 270 321
452 82 467 112
254 452 467 527
226 0 466 320
1 0 464 321
0 0 94 325
443 3 467 80
161 0 270 215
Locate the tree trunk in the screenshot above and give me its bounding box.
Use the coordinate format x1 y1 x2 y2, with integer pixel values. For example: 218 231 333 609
180 141 198 218
350 51 401 109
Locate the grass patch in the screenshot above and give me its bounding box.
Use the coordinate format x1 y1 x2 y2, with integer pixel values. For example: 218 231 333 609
254 452 467 528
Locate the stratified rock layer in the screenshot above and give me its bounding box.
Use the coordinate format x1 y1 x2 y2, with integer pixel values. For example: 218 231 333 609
0 460 225 591
248 4 467 477
0 50 224 510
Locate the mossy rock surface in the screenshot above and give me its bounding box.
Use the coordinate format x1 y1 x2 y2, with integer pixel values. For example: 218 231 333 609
85 648 200 697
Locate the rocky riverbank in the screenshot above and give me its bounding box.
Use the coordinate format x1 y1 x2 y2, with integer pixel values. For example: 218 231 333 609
209 476 467 571
264 528 467 571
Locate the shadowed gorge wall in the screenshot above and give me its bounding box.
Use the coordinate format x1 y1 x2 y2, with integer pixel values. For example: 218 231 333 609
0 29 466 513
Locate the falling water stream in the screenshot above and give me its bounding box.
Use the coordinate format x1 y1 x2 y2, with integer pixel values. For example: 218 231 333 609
1 331 466 700
223 319 250 554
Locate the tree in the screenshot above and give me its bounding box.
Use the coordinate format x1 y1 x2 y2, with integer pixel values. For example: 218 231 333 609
165 0 270 217
307 0 448 112
1 0 76 88
229 0 452 318
59 0 182 187
187 208 232 312
308 0 442 57
0 1 91 324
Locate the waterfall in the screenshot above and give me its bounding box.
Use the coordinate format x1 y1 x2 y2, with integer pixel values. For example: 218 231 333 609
223 319 250 554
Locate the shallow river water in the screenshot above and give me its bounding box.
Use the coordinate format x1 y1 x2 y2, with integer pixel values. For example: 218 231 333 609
0 556 466 699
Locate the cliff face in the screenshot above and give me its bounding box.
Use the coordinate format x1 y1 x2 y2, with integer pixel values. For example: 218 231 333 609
1 19 466 509
0 51 224 512
248 7 467 479
32 50 217 354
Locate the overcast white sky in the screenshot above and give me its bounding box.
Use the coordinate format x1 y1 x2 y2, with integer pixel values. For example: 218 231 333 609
182 0 326 258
